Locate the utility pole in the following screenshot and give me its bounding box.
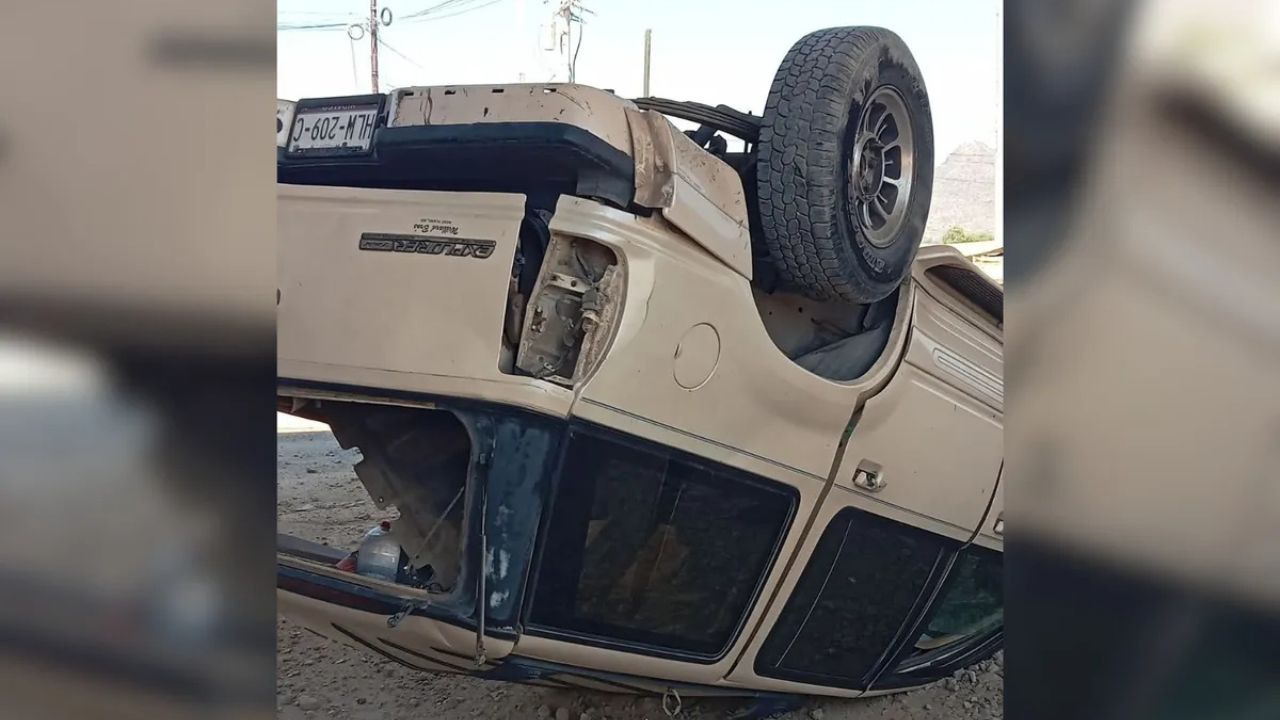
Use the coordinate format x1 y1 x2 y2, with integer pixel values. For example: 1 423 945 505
552 0 590 83
566 8 573 82
643 29 652 97
369 0 380 93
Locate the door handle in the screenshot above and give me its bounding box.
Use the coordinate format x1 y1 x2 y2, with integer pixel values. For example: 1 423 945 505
852 460 886 493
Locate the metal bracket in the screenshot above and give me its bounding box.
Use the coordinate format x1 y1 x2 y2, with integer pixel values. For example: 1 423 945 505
387 598 430 628
662 688 683 718
545 271 590 294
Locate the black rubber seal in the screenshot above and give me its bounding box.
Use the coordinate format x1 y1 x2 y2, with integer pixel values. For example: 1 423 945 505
278 121 635 209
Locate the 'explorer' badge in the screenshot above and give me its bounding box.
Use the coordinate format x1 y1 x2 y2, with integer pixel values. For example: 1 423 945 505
359 232 495 260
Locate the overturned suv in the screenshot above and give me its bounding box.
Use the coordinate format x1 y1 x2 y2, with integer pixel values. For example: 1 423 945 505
277 27 1003 704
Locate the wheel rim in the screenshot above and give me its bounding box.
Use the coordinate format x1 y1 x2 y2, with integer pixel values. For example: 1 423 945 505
848 86 916 249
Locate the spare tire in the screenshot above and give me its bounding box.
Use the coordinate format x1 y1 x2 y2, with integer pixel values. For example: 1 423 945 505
757 27 934 302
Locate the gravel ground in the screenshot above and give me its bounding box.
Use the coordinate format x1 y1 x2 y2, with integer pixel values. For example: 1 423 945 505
277 427 1003 719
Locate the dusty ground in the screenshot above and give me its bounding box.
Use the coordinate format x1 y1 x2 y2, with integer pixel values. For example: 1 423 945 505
277 426 1003 719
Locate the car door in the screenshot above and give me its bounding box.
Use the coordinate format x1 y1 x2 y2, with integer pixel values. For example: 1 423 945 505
832 260 1004 543
740 498 962 693
724 258 1003 695
866 344 1005 690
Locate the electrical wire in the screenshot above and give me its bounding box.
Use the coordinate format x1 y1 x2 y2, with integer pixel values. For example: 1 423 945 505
277 21 350 32
400 0 505 23
348 36 360 90
280 0 504 32
377 38 426 70
569 12 584 82
278 9 355 22
400 0 485 21
279 0 504 31
400 0 470 19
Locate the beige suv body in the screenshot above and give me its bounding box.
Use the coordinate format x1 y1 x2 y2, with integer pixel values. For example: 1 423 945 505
277 82 1003 700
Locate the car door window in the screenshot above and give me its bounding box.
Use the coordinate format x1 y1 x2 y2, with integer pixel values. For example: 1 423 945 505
527 427 796 660
892 546 1003 677
754 506 954 690
915 550 1002 647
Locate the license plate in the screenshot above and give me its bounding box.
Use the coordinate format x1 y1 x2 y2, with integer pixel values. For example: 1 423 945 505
286 104 379 155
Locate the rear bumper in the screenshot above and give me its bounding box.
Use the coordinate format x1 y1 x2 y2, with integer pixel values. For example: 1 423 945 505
279 121 636 210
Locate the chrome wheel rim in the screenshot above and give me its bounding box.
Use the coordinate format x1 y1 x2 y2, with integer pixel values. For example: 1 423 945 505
848 86 916 249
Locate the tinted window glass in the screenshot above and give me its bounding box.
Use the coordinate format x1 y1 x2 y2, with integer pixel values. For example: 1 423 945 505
907 547 1003 657
528 428 795 658
756 507 949 688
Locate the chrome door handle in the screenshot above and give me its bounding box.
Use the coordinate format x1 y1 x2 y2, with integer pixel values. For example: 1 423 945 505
852 460 886 492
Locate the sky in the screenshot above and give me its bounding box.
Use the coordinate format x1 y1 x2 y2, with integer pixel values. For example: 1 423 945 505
278 0 1001 163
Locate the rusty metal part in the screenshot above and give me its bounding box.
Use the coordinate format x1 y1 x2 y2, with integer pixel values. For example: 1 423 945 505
515 235 619 386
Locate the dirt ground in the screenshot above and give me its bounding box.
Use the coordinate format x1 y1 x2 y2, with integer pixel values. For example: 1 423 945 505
277 427 1003 719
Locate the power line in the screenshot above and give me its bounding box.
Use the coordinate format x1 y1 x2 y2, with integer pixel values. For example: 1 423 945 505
348 36 360 89
570 9 584 81
277 21 350 32
278 12 356 23
400 0 475 19
400 0 494 21
279 9 356 15
380 73 410 90
378 37 425 69
401 0 505 23
278 0 505 31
